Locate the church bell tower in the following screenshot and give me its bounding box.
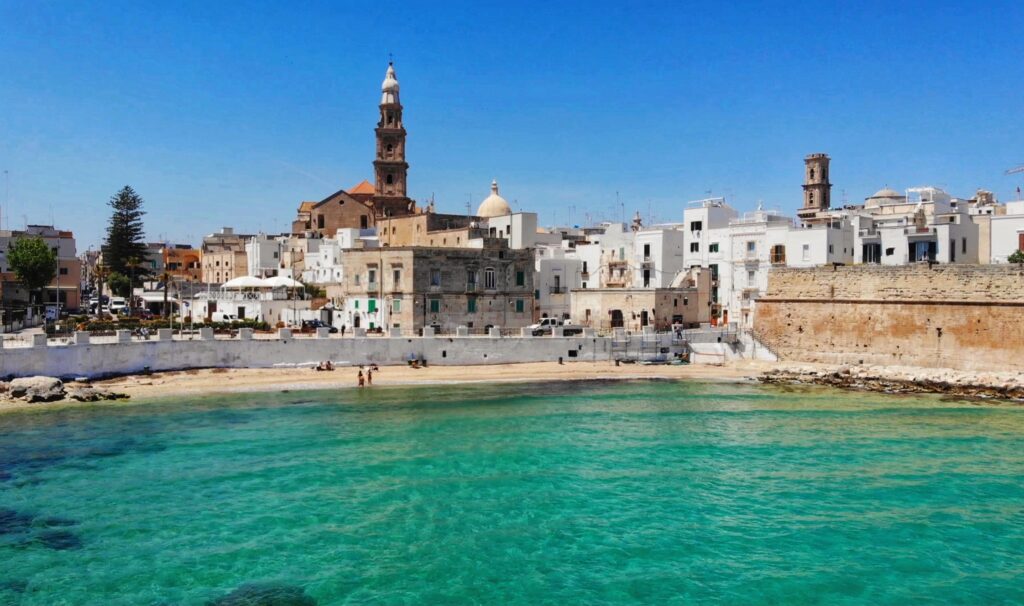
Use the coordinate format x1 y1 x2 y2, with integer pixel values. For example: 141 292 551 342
797 153 831 222
372 62 414 217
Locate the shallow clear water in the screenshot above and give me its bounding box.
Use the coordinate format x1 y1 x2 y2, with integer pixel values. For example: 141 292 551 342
1 380 1023 605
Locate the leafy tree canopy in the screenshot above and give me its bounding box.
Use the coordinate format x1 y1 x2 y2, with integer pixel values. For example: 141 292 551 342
8 237 57 293
1009 250 1024 264
101 185 151 283
107 272 132 298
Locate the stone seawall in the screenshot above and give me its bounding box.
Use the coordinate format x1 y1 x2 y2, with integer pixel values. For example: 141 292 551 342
756 265 1024 372
0 332 674 379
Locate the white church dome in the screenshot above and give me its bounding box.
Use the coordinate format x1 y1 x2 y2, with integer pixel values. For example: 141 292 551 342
477 180 512 217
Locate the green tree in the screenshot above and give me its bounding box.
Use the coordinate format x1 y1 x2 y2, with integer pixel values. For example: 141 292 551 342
107 272 132 298
8 237 57 303
101 185 151 287
1009 250 1024 264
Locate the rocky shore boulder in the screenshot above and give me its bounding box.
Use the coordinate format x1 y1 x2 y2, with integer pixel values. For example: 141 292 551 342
8 376 65 403
65 386 129 402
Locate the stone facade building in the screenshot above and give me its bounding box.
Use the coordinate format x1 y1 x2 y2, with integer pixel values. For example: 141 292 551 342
570 269 712 332
338 246 535 334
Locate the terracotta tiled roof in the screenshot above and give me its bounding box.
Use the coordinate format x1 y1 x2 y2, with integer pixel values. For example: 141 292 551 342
348 180 375 195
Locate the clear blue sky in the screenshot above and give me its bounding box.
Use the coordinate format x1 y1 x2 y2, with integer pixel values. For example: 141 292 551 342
2 1 1022 250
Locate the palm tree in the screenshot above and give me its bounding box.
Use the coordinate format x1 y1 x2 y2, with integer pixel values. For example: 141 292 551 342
125 256 144 316
160 270 173 320
94 263 110 317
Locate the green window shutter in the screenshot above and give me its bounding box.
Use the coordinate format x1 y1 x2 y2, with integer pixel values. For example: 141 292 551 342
515 271 525 286
430 299 440 313
368 299 377 312
355 300 359 309
468 298 476 313
515 299 524 313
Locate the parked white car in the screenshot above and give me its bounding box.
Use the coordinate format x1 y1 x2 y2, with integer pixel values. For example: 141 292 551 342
526 317 584 336
108 297 127 314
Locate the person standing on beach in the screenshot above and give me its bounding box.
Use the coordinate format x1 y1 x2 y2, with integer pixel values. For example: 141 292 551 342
357 370 364 387
367 369 373 386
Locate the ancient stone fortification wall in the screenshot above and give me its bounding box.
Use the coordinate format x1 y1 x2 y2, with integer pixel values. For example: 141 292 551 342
755 265 1024 371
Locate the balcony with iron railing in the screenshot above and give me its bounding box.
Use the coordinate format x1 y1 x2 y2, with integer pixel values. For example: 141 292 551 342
549 286 568 294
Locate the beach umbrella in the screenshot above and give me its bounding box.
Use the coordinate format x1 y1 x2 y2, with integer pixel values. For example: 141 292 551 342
222 276 266 289
262 276 304 289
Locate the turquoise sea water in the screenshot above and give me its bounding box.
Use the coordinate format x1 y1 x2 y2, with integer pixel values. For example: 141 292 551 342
1 380 1023 605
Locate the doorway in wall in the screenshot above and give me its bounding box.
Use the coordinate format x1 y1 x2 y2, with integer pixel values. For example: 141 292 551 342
610 310 624 328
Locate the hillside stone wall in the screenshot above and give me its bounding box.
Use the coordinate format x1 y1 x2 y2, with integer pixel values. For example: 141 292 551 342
755 265 1024 371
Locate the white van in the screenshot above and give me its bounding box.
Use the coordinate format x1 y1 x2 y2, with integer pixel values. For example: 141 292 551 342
108 297 127 314
210 311 240 323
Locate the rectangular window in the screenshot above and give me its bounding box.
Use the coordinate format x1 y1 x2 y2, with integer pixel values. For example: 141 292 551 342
962 237 967 254
368 298 377 312
368 269 377 284
317 215 325 229
429 298 440 313
885 247 895 256
690 221 703 231
515 299 525 313
515 270 525 286
690 242 699 253
828 244 834 254
392 299 401 313
354 300 360 309
747 270 755 284
709 243 719 253
484 268 496 289
393 269 401 285
747 241 756 253
468 297 477 313
59 267 68 275
643 243 651 257
430 268 441 286
802 244 810 261
582 261 588 273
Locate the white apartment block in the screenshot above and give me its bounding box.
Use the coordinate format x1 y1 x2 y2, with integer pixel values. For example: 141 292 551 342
990 200 1024 264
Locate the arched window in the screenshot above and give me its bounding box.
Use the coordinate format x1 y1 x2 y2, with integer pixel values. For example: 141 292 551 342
386 174 394 185
809 168 815 180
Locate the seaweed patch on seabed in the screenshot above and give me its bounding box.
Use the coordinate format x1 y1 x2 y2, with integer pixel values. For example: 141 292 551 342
29 529 83 550
0 435 167 484
0 507 82 551
206 582 318 606
0 579 28 594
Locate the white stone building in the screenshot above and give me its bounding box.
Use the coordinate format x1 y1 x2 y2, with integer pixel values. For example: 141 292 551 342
990 200 1024 263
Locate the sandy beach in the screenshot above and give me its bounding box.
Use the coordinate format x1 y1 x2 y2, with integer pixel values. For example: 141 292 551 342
78 360 771 402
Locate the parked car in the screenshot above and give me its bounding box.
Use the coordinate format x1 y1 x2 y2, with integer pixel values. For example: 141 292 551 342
108 297 127 314
210 311 241 323
117 307 151 319
527 317 584 336
301 319 338 333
